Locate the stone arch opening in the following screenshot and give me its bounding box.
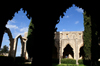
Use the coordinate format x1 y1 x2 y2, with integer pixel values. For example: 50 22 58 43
4 8 31 58
0 2 99 66
79 46 84 59
1 33 9 56
15 38 22 57
63 44 74 59
14 35 24 58
1 27 14 56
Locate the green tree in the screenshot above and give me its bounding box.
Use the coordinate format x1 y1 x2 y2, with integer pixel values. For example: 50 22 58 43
27 19 34 38
83 11 92 60
26 19 35 58
0 45 9 53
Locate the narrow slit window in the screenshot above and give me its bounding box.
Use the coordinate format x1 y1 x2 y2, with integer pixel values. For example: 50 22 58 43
66 34 68 38
79 33 81 38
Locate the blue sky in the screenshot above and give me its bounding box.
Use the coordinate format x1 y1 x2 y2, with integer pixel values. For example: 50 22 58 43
1 4 84 57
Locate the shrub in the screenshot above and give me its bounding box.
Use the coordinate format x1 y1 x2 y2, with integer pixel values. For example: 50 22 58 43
78 59 84 64
61 58 76 64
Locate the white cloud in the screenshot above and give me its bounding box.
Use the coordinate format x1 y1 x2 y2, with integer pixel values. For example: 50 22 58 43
76 8 83 13
18 33 25 36
64 15 69 18
62 29 66 31
14 32 25 37
20 27 28 32
75 21 79 24
14 27 28 37
10 20 16 23
6 24 18 29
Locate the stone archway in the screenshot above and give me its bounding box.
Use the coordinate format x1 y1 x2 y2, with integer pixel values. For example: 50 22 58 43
4 27 14 57
63 44 74 59
78 42 84 59
13 35 25 58
79 46 84 59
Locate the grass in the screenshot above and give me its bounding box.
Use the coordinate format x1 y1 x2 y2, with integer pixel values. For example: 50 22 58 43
52 63 87 66
0 56 100 66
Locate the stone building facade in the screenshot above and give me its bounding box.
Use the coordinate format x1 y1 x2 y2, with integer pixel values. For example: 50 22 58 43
53 31 84 61
4 28 100 63
3 28 30 60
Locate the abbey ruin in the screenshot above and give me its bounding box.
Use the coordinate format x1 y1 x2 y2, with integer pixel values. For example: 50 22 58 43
3 27 29 60
4 27 85 62
53 31 84 60
4 27 100 64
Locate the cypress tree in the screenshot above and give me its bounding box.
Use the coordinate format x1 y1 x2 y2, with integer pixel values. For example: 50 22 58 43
26 19 35 58
83 11 99 66
27 19 34 38
83 11 92 60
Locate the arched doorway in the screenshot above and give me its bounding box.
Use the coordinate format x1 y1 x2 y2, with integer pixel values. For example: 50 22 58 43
1 27 14 57
16 38 22 57
14 35 25 58
63 44 74 59
79 46 84 59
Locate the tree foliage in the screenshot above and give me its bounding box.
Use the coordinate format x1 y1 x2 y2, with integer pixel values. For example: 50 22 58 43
0 45 9 53
26 19 34 58
83 11 92 60
27 19 34 38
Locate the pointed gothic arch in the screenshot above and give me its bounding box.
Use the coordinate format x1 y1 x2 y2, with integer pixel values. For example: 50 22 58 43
4 27 14 57
63 44 74 59
14 34 25 58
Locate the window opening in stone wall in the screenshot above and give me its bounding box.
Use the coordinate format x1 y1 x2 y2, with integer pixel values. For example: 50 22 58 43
16 38 21 57
66 34 68 38
56 4 84 32
79 46 84 59
65 54 69 58
63 44 74 59
4 8 31 60
55 4 84 61
79 33 81 38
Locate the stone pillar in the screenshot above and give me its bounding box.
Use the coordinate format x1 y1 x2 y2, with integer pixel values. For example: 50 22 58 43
79 50 82 60
73 49 76 59
75 38 79 65
21 42 25 57
59 39 61 64
13 38 18 59
24 39 29 60
8 38 14 57
24 41 26 58
25 50 28 60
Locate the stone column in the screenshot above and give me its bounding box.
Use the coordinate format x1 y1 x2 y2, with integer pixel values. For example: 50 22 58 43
8 38 14 57
75 38 79 65
79 50 82 59
21 42 25 57
13 38 18 59
24 41 26 58
59 39 61 64
73 49 76 60
25 48 28 60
